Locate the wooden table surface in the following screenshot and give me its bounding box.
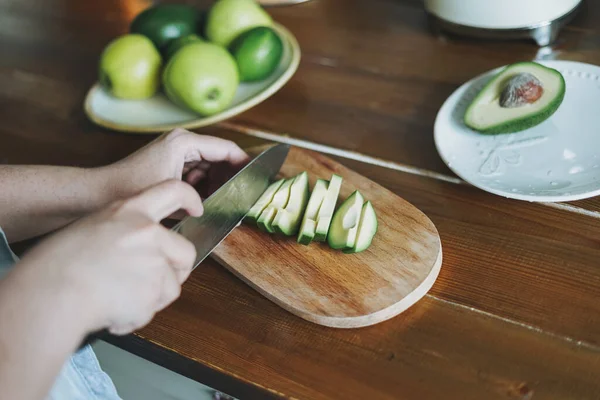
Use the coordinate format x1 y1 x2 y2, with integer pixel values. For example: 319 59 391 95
2 0 600 398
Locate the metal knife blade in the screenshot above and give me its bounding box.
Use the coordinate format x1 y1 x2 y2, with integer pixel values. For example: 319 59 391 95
172 143 290 269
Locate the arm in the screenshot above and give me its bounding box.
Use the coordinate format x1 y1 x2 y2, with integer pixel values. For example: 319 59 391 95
0 129 248 243
0 130 247 398
0 261 90 400
0 166 114 242
0 180 201 400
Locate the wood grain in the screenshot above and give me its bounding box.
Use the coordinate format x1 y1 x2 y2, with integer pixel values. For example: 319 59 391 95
0 0 598 210
5 127 600 397
108 256 600 400
226 0 537 173
1 0 600 397
221 0 600 212
337 156 600 345
213 146 442 328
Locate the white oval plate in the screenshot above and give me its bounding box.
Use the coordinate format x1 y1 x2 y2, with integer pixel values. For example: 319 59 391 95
434 60 600 202
84 23 300 134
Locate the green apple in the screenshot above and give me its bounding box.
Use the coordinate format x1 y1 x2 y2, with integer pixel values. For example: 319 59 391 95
206 0 273 47
162 42 239 116
99 34 162 100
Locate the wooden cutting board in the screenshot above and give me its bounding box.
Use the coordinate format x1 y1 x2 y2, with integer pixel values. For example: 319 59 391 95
211 146 442 328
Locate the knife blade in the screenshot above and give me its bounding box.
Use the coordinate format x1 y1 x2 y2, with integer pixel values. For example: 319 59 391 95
79 144 290 349
172 143 290 269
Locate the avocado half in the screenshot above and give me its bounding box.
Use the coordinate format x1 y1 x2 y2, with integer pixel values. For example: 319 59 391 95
464 62 566 135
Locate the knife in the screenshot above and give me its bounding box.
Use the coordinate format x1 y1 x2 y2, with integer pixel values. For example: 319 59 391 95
79 144 290 348
79 143 289 348
172 143 290 269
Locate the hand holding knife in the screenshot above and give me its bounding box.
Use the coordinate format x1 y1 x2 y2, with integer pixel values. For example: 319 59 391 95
81 143 289 346
173 143 290 268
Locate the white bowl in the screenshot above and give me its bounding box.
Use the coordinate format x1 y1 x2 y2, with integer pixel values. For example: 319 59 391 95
434 60 600 202
84 23 300 134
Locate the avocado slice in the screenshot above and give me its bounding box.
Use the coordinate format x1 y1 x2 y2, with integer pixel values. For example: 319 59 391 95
343 201 378 254
297 179 329 245
314 174 343 242
327 191 365 250
246 179 285 223
257 178 293 233
272 172 310 236
464 61 565 135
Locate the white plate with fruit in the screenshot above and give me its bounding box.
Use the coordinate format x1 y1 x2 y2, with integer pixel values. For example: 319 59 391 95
84 0 300 133
435 60 600 202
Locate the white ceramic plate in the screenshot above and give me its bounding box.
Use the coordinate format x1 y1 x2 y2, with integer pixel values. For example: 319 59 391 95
434 60 600 202
84 23 300 134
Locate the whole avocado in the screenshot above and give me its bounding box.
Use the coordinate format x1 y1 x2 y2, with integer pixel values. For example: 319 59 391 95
229 26 283 82
130 4 204 53
165 34 204 60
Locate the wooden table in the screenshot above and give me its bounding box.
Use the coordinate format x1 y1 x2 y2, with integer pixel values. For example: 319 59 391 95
2 0 600 398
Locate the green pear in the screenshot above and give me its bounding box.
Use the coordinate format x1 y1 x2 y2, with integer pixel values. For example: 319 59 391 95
162 42 239 116
99 34 162 99
206 0 273 47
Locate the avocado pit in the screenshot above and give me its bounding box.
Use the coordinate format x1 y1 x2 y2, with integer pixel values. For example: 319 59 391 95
500 72 544 108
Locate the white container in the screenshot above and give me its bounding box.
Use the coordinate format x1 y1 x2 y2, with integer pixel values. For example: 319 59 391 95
424 0 582 46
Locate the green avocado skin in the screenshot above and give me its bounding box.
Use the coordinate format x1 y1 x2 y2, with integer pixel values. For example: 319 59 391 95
464 62 566 135
130 4 205 52
229 27 283 82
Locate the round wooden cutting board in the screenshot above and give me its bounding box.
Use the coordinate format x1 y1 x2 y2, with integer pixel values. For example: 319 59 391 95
211 146 442 328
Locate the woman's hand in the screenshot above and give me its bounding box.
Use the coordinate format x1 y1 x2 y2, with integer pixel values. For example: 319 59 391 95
14 179 203 336
0 180 202 400
105 128 250 203
0 129 247 242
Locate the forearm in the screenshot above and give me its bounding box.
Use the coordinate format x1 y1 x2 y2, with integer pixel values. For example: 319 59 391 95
0 263 90 400
0 166 115 242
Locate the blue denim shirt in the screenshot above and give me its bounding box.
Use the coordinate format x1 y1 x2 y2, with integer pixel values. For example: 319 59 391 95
0 228 121 400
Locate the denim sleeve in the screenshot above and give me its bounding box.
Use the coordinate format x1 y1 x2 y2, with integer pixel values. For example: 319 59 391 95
46 345 122 400
0 228 17 280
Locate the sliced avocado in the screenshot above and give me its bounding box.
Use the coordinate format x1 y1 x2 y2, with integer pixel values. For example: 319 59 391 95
343 201 378 254
297 179 328 245
464 61 565 135
257 178 293 233
246 179 285 223
327 191 365 250
314 174 343 242
272 172 310 236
